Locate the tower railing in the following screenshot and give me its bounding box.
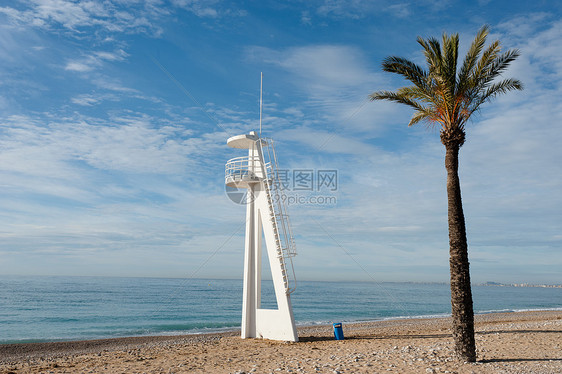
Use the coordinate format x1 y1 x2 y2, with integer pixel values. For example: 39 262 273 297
259 138 297 294
225 155 264 185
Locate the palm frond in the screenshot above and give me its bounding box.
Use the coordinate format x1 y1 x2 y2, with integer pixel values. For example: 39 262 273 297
443 32 459 88
485 49 521 81
369 90 429 113
470 78 523 115
381 56 429 90
395 86 435 103
471 48 521 100
418 36 443 77
470 39 500 85
457 25 489 95
408 109 435 127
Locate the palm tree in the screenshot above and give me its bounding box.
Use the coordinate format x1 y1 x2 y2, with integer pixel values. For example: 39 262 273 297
370 25 522 362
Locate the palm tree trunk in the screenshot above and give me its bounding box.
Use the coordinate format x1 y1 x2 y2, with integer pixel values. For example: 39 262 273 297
445 142 476 362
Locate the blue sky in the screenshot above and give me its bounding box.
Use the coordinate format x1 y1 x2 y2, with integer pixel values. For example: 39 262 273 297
0 0 561 283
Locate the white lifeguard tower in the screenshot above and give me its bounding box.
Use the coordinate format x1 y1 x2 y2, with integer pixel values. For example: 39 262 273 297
225 131 298 342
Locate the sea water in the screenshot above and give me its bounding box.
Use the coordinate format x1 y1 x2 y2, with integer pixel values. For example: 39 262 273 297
0 276 560 344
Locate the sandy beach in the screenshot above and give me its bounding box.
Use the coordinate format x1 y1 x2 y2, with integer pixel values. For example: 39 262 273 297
1 310 561 374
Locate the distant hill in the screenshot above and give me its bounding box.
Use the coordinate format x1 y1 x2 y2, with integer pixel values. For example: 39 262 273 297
479 281 562 288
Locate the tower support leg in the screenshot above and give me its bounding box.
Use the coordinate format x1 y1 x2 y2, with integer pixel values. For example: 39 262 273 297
241 183 298 342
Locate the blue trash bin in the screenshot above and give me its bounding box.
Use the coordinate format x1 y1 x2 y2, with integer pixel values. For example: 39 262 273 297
333 322 344 340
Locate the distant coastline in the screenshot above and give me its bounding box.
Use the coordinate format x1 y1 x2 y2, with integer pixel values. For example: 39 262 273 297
368 281 562 288
479 281 562 288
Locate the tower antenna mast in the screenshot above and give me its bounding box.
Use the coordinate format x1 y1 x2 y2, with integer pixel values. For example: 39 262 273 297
259 72 263 136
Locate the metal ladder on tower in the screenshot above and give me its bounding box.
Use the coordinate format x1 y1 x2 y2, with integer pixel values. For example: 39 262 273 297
259 138 297 295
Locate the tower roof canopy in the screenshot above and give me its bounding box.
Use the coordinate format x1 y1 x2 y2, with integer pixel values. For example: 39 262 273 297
227 132 261 149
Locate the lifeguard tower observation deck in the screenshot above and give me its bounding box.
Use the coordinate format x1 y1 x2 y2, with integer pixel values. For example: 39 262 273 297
225 131 298 342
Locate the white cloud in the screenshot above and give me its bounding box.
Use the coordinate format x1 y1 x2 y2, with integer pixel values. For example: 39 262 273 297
278 126 381 156
171 0 246 18
172 0 218 17
65 49 128 72
300 11 312 25
71 94 104 106
0 22 44 66
0 114 212 179
258 45 375 90
248 44 401 133
315 0 444 19
95 49 126 60
0 111 240 277
65 61 93 72
317 0 371 19
91 77 138 93
32 0 101 29
496 16 562 93
0 0 163 36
